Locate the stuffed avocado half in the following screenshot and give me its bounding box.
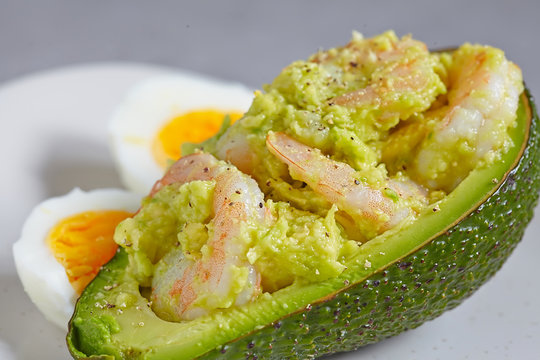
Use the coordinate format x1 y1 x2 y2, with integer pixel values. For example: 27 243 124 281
68 31 540 359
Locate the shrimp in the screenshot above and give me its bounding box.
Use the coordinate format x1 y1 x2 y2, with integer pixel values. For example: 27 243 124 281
214 32 446 176
215 130 257 176
150 152 267 321
317 32 446 128
266 132 425 240
411 44 523 192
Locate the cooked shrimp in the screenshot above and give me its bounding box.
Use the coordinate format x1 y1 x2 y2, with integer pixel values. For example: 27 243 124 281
266 132 424 240
215 130 257 176
150 152 267 321
149 152 219 196
214 32 446 177
319 32 446 128
412 44 523 191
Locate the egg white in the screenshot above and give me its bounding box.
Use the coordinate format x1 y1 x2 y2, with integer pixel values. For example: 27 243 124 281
12 188 140 330
108 72 254 195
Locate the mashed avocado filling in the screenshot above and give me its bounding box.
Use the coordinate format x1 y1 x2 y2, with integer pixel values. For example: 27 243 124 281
206 31 447 203
115 181 215 287
114 180 358 320
113 31 520 323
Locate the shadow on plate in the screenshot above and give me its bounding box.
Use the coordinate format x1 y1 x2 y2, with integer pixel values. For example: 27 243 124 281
317 326 420 360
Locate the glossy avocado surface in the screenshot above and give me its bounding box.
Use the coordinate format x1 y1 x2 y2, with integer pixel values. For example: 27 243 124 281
67 89 539 359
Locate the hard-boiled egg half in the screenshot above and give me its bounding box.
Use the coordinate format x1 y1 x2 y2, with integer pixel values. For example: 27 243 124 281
109 72 254 194
13 188 140 329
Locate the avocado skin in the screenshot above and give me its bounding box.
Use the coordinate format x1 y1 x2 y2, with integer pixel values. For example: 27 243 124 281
196 89 540 359
68 91 540 359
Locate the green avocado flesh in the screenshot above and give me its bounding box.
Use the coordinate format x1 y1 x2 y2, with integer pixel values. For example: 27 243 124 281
67 33 540 359
68 88 539 359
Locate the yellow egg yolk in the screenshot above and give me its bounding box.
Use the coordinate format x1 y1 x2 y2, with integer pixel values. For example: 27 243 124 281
47 210 133 294
152 109 244 168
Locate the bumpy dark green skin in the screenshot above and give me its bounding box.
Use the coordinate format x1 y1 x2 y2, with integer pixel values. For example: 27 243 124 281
68 92 539 360
197 90 540 359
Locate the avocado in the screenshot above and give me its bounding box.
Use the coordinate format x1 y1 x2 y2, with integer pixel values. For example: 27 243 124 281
67 87 539 359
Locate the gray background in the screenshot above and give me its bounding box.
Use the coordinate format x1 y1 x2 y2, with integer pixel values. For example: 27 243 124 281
2 1 540 359
1 0 539 95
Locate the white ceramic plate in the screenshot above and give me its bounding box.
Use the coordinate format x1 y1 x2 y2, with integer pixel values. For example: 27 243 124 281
1 64 539 360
